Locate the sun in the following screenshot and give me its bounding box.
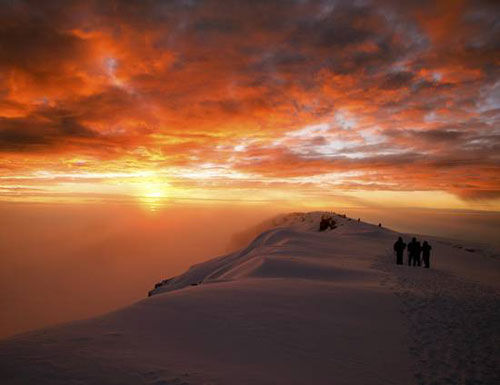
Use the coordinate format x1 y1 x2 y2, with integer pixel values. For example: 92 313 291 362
134 178 171 211
142 182 167 198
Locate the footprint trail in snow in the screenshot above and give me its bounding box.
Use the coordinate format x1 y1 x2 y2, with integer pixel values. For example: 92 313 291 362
375 253 500 385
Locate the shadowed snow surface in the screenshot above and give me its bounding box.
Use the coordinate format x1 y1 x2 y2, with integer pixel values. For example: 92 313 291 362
0 212 498 385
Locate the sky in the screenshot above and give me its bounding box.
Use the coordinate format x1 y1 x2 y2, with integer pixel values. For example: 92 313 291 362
0 0 499 210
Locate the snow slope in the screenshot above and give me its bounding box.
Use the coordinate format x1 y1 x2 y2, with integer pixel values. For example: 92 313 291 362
0 212 498 385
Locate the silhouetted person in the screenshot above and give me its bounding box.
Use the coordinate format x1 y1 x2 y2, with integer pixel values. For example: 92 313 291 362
414 240 422 266
319 217 328 231
378 223 382 227
393 237 406 265
422 241 432 268
407 237 421 266
319 216 335 231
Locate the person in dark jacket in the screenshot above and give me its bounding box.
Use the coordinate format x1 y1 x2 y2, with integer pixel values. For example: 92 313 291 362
422 241 432 268
319 217 329 231
407 237 414 266
414 239 422 266
393 237 406 265
407 237 421 266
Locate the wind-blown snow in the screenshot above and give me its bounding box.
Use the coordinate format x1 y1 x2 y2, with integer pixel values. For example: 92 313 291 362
0 212 498 385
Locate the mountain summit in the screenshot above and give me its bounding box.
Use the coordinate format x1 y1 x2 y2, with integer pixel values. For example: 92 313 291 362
1 212 498 385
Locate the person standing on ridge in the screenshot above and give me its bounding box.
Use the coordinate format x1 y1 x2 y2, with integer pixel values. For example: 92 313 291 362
422 241 432 268
414 239 422 266
407 237 421 266
407 238 414 266
393 237 406 265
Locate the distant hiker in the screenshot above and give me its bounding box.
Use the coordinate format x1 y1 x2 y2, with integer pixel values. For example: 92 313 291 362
414 240 422 266
407 237 421 267
422 241 432 268
407 238 415 266
319 217 328 231
357 218 360 222
393 237 406 265
378 223 382 227
319 216 336 231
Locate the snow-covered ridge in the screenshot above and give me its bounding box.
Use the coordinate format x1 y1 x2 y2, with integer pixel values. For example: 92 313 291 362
148 211 383 296
1 211 498 385
148 211 498 298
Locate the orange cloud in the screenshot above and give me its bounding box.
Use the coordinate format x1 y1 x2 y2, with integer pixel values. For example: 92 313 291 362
0 0 499 208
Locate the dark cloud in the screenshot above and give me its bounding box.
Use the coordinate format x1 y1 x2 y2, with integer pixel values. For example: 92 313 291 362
194 18 240 34
0 108 96 151
289 6 373 50
0 17 86 74
381 71 415 90
412 130 465 142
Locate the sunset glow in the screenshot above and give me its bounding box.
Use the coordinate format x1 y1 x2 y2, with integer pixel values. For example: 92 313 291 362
0 0 499 210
